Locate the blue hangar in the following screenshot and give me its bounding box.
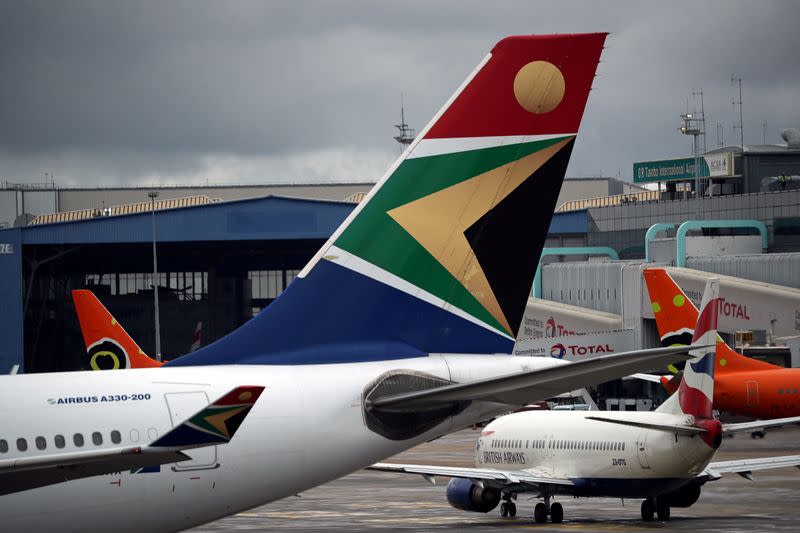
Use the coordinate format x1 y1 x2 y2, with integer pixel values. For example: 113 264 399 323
0 196 588 374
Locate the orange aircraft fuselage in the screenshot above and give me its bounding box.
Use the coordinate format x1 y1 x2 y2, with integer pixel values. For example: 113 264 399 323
645 268 800 420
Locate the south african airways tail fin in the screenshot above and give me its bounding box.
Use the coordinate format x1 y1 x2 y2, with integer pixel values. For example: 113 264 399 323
168 33 607 366
72 290 163 370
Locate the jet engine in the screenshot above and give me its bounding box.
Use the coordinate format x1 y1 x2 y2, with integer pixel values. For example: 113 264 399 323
446 478 501 513
658 482 702 508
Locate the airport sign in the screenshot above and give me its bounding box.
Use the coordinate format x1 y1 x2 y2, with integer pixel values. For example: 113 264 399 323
634 153 733 183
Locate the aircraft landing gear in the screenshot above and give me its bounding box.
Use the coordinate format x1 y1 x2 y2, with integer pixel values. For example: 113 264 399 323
656 501 671 521
550 502 563 523
641 499 654 521
534 503 547 523
641 498 671 521
500 493 516 518
534 492 562 523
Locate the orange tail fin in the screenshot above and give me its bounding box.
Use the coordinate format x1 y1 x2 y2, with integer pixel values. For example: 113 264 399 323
71 290 163 369
643 268 775 375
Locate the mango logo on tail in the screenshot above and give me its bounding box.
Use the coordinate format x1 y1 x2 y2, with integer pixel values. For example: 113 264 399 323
550 343 566 359
87 338 130 370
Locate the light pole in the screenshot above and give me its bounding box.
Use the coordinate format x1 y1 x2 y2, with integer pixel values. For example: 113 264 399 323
680 113 703 219
148 191 162 361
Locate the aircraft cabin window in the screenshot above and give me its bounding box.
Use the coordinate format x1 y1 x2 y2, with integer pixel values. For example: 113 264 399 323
0 439 7 453
55 435 66 449
74 433 84 447
17 438 28 452
35 436 46 450
622 442 625 451
111 430 121 444
92 432 103 446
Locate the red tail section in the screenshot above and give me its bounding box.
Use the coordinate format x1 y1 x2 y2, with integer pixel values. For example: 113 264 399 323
72 290 163 369
643 268 775 375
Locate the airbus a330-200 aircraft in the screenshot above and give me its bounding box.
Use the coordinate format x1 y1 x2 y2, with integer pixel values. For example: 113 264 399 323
644 268 800 421
371 279 800 523
0 33 700 531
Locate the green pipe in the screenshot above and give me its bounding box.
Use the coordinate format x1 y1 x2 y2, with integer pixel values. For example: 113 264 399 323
675 219 768 267
532 246 619 298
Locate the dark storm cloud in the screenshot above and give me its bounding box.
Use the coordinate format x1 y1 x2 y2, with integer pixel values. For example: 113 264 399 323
0 0 799 185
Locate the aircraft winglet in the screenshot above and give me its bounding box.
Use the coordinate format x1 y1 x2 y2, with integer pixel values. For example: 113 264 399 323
150 386 265 449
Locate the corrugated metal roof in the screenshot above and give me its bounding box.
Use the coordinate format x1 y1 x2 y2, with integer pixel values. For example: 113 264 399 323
30 195 219 225
5 195 355 245
2 193 588 245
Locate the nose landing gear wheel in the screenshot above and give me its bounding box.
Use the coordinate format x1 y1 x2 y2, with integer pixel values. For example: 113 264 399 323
641 499 655 521
550 502 563 523
534 502 547 523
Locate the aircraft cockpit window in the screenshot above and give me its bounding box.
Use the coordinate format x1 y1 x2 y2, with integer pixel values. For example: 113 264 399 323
16 438 27 452
0 439 7 453
74 433 84 447
111 430 121 444
92 432 103 446
54 435 65 449
35 436 46 450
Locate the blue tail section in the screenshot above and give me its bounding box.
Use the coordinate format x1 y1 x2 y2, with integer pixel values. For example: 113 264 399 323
168 260 514 366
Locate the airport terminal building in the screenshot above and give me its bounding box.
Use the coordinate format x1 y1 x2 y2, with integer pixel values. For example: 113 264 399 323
1 160 799 379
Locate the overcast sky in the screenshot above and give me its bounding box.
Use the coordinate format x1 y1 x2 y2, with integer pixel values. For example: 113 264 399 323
1 1 799 187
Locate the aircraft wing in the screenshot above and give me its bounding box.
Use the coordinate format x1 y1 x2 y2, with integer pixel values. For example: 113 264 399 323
722 415 800 434
699 455 800 481
625 372 665 383
0 385 263 496
368 462 573 490
367 345 700 411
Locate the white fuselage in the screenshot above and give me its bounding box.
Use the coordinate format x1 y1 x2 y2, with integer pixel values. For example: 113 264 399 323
0 355 550 532
476 410 716 498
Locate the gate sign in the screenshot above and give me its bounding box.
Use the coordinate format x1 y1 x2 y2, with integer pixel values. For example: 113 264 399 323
0 243 14 254
633 153 733 183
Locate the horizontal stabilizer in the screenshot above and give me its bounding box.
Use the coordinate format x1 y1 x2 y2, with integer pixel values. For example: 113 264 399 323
151 385 265 449
584 415 704 436
701 455 800 481
722 415 800 434
367 345 701 412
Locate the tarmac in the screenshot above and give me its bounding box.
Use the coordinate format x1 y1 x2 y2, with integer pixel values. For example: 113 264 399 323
193 426 800 532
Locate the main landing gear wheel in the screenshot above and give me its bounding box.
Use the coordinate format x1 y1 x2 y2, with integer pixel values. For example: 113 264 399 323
534 503 548 524
507 502 516 518
656 502 671 521
550 502 564 523
641 499 655 521
500 502 508 517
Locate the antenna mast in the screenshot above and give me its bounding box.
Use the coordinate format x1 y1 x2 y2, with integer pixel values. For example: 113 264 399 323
393 94 416 150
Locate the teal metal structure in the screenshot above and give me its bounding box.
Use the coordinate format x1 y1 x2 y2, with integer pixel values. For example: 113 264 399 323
675 219 768 267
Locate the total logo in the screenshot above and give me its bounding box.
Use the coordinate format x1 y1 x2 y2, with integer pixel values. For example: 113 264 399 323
550 343 614 358
550 343 567 358
545 317 577 337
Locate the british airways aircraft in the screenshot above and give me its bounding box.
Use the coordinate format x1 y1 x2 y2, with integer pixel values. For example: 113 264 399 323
0 33 698 531
372 279 800 523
